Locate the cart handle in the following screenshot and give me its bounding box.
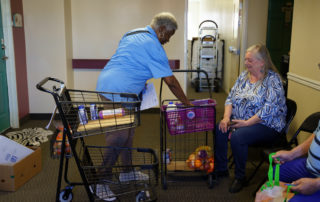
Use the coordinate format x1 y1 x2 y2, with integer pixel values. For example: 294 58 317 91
199 20 218 29
36 77 65 97
159 69 212 106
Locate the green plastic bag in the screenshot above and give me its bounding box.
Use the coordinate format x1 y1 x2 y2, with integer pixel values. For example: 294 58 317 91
257 153 294 202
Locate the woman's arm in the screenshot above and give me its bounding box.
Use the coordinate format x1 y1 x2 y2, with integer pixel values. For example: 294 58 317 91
219 104 232 133
289 133 315 159
272 134 315 164
163 75 192 106
256 73 286 127
232 114 262 128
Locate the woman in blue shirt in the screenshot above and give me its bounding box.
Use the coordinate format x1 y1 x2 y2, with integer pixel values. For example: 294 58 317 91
214 44 287 193
94 12 192 201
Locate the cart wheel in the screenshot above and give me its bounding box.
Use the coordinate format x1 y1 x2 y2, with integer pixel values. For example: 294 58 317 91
136 191 147 202
59 187 73 202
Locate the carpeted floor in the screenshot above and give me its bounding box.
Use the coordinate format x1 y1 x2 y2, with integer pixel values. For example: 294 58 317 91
0 88 268 202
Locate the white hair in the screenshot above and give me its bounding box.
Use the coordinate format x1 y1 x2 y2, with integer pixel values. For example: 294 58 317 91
150 12 178 31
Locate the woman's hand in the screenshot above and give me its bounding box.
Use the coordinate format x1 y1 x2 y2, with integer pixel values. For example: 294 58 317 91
291 178 320 195
219 118 230 133
272 150 293 164
230 119 249 128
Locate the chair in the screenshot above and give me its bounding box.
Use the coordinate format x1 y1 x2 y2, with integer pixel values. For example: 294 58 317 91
244 98 297 184
253 111 320 195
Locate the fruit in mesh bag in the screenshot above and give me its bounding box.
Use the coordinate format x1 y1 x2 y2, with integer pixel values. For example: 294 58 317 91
198 150 208 159
186 153 196 169
206 157 214 173
195 159 202 169
195 146 213 158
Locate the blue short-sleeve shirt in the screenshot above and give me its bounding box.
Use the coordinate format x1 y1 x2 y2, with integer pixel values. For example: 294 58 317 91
96 26 172 98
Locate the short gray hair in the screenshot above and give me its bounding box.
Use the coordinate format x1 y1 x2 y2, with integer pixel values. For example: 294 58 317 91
150 12 178 31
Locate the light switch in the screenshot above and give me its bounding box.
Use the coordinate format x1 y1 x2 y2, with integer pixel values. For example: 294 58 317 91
13 13 23 27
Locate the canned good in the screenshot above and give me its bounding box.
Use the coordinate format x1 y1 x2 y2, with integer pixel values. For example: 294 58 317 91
78 105 88 124
163 148 172 164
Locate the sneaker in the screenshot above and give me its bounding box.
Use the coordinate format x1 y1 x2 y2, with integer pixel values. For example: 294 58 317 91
119 171 149 182
89 183 116 201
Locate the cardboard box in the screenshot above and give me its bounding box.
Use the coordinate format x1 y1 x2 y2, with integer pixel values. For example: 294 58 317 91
0 136 34 164
0 147 42 191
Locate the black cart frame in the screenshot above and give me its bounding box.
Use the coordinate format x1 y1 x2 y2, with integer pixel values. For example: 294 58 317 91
37 77 158 202
159 70 216 190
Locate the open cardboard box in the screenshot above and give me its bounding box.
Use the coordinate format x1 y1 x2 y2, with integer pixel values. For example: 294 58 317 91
0 146 42 191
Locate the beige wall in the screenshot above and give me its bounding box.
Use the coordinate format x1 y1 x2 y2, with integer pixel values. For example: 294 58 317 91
64 0 74 89
287 0 320 142
71 0 186 103
23 0 68 113
23 0 186 113
246 0 268 47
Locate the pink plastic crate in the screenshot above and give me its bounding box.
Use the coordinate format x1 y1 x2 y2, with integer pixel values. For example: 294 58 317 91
162 99 216 135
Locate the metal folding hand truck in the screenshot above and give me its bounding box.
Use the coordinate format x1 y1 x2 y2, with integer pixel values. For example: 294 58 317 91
159 70 216 190
37 77 158 202
191 20 223 92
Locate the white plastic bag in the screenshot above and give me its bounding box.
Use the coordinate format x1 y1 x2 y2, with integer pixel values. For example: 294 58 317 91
255 185 285 202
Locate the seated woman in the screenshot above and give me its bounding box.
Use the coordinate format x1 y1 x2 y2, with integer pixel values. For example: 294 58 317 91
214 44 287 193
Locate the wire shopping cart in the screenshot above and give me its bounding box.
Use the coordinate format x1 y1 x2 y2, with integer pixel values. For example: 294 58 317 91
36 77 158 202
159 70 216 190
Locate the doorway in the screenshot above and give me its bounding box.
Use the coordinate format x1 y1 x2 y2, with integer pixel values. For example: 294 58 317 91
0 0 20 130
266 0 294 79
186 0 244 94
0 2 10 132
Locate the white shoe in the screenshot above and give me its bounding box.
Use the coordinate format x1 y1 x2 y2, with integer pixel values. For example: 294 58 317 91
119 171 149 182
89 183 116 201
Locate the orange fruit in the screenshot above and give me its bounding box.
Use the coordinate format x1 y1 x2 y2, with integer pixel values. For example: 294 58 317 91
195 159 202 168
189 153 196 161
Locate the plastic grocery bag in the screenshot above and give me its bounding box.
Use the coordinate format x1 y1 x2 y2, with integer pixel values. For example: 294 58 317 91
255 153 294 202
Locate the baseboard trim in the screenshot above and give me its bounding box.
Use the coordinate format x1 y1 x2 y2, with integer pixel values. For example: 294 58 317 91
287 72 320 91
29 113 59 120
20 114 31 125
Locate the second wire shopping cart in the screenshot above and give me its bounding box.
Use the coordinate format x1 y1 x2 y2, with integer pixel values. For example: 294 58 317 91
159 70 216 190
37 77 158 202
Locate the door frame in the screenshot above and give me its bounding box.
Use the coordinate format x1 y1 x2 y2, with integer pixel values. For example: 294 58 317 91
1 0 19 128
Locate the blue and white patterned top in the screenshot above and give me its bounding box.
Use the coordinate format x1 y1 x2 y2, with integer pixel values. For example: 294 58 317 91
307 120 320 177
225 70 287 132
